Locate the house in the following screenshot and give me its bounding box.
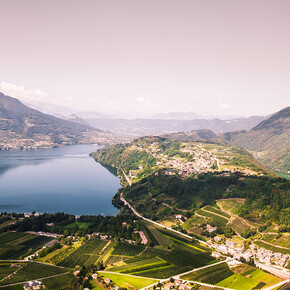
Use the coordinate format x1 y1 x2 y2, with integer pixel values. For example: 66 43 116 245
162 282 174 290
104 277 111 284
92 273 98 279
207 224 217 233
214 236 222 242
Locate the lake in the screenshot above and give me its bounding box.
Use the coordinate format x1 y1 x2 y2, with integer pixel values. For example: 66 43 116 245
0 145 121 216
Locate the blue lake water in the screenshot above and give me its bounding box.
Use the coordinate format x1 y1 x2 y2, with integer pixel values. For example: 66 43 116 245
0 145 121 215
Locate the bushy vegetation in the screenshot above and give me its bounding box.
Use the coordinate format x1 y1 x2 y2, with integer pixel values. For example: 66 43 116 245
123 172 290 225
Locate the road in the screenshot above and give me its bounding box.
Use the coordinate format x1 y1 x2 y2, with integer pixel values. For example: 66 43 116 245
120 169 208 245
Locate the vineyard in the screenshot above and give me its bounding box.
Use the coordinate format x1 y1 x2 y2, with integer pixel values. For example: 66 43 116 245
0 264 21 280
254 241 290 255
111 242 146 256
181 262 234 284
43 273 75 289
58 238 107 268
203 205 230 218
230 217 251 235
144 224 171 247
0 232 53 260
105 228 215 279
0 262 68 286
197 209 228 226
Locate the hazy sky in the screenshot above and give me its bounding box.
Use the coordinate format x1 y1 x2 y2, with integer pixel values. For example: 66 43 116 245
0 0 289 118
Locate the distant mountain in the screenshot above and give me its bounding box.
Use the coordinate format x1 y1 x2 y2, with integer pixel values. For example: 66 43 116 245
161 129 217 141
85 115 267 136
152 111 244 120
224 107 290 176
152 112 203 120
24 101 76 117
77 111 111 119
0 92 116 150
65 114 90 126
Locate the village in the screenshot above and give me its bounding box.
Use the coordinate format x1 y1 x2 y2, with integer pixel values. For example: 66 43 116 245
208 238 290 279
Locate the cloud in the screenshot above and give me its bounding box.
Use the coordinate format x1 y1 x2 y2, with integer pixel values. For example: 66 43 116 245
0 82 46 102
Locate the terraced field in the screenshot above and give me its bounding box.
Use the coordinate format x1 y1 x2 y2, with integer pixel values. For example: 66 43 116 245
203 205 230 218
254 241 290 255
196 209 228 226
230 217 251 235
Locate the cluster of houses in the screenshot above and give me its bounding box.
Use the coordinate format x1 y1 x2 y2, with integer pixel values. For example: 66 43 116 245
25 231 62 239
151 279 191 290
208 239 289 268
134 230 148 245
23 280 42 290
131 143 217 179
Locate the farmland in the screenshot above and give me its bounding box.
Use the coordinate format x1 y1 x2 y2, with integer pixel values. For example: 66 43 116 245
0 262 68 287
216 264 283 290
203 205 230 219
98 272 158 289
58 238 107 268
105 227 215 279
42 273 75 289
230 217 251 235
0 232 53 260
180 262 234 284
196 209 228 227
254 241 290 255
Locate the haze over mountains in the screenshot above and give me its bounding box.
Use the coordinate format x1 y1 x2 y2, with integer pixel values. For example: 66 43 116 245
84 115 267 136
224 107 290 177
0 92 116 150
0 91 288 177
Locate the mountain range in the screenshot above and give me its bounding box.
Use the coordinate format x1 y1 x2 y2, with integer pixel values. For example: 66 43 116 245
84 115 267 136
223 107 290 177
0 92 116 150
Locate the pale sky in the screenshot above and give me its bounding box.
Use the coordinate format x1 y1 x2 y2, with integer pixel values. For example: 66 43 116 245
0 0 289 118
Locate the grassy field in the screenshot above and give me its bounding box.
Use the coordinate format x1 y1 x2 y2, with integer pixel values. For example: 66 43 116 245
64 222 92 230
216 268 282 290
254 241 290 255
99 272 158 289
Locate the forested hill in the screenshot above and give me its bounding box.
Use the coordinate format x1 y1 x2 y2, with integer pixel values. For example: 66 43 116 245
123 172 290 226
0 92 117 149
223 107 290 177
91 136 275 185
